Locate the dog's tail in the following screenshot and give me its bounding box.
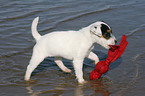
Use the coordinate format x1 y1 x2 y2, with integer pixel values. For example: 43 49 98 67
31 17 41 41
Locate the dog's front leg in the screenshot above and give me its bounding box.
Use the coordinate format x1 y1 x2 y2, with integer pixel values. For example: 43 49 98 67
87 51 99 64
73 59 86 84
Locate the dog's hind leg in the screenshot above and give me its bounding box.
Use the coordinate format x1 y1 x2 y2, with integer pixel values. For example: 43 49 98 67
24 50 46 81
54 57 72 73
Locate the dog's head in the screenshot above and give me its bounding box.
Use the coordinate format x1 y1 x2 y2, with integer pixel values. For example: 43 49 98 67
90 21 117 49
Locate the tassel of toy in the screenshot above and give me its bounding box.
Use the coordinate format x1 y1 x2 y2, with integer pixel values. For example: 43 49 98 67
90 35 128 80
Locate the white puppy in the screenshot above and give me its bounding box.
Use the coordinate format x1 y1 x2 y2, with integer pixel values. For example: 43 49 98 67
25 17 117 84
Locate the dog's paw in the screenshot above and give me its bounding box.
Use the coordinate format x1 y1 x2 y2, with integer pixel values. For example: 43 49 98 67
24 77 30 81
95 60 99 64
78 79 88 84
79 80 88 85
63 68 72 73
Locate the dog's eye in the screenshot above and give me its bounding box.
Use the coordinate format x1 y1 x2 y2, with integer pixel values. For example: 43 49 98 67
94 26 97 29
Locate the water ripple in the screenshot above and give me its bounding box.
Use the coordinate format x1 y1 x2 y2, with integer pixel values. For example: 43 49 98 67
0 0 145 95
127 24 145 37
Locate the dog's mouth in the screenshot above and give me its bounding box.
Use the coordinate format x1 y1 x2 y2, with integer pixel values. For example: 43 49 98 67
104 41 117 49
108 45 111 48
107 44 115 49
108 40 117 49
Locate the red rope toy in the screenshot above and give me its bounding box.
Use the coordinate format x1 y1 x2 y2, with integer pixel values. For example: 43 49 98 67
90 35 128 80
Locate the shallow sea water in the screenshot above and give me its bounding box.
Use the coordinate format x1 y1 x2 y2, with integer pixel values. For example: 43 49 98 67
0 0 145 96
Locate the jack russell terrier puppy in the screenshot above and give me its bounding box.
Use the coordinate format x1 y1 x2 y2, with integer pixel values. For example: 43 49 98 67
25 17 117 84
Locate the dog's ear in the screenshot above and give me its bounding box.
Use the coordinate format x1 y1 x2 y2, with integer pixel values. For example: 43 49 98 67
101 20 105 22
90 25 102 37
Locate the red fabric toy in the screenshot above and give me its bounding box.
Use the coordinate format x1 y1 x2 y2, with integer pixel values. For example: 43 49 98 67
90 35 128 80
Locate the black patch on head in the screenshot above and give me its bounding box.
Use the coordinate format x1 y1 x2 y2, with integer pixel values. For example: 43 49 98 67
101 24 112 39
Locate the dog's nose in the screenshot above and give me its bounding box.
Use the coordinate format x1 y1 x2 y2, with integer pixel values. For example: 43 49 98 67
115 40 117 44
